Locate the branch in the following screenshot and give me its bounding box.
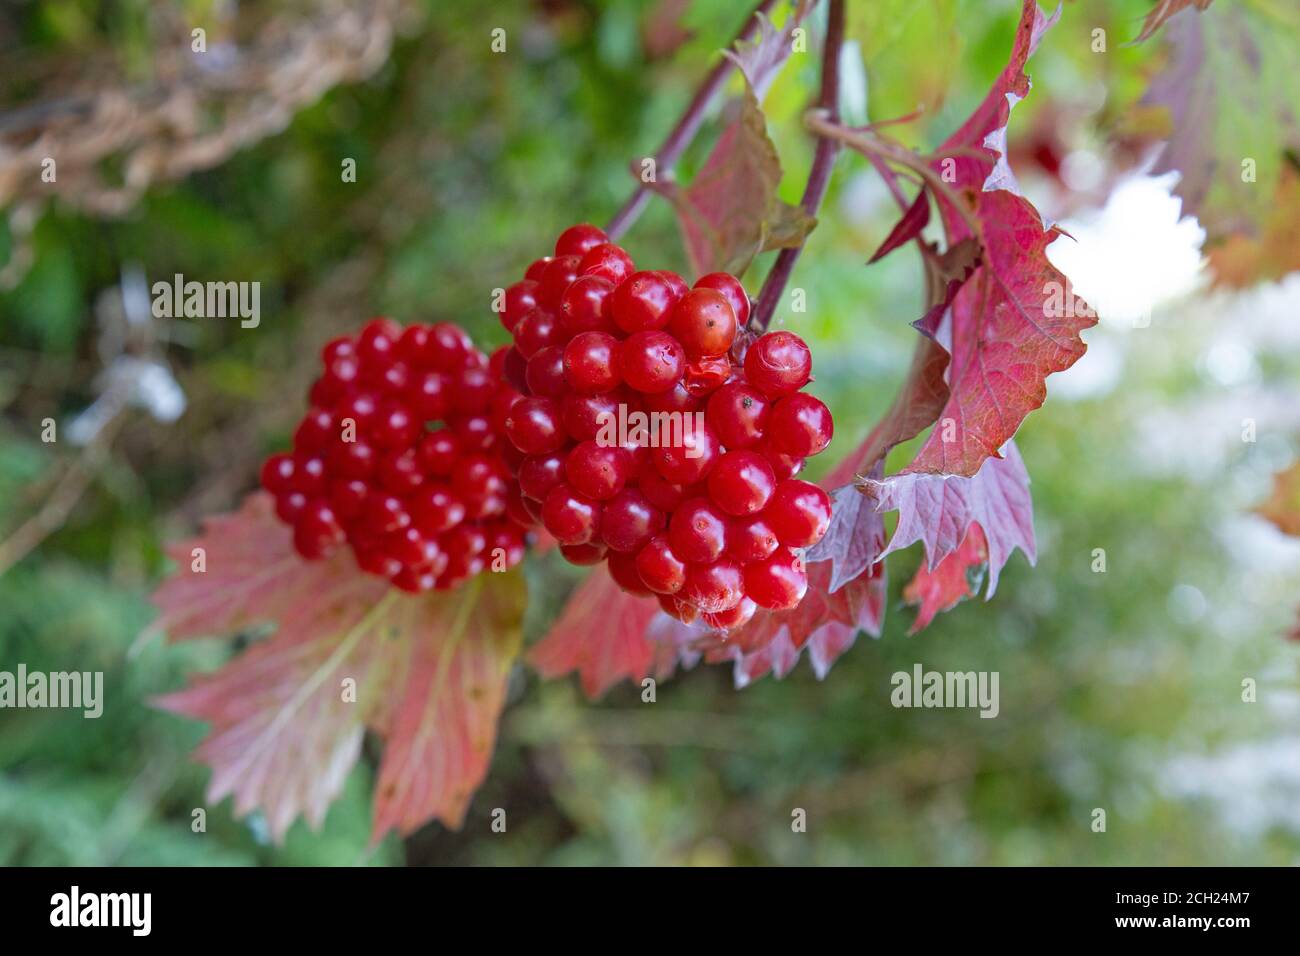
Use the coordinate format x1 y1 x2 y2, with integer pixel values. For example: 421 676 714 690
605 0 784 241
749 0 845 333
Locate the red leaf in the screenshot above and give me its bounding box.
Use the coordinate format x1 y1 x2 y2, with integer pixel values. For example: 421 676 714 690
527 564 661 698
902 523 988 634
867 189 930 264
864 440 1035 596
152 492 526 842
900 0 1093 478
1130 0 1212 45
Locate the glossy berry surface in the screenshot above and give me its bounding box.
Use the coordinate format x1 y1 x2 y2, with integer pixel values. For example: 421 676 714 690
500 226 835 628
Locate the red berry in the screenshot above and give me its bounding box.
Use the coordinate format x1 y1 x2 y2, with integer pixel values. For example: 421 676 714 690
334 391 379 435
706 450 776 516
757 438 805 480
327 440 376 480
501 345 529 392
683 356 732 398
636 535 687 594
410 484 466 535
294 501 345 560
541 484 602 545
504 397 566 454
564 440 632 500
578 243 634 285
361 493 411 533
322 336 356 364
525 346 569 398
765 479 832 547
703 596 756 631
396 324 433 366
743 330 812 397
275 490 308 524
726 513 780 563
378 448 425 494
536 255 582 310
562 331 622 394
745 547 808 610
555 223 610 258
525 256 552 282
559 541 608 565
371 401 419 450
293 408 334 453
328 478 369 522
513 308 563 359
392 566 438 594
637 459 687 512
416 429 459 475
260 453 295 494
452 412 496 451
428 322 476 371
486 523 527 568
561 390 623 442
620 330 685 393
668 288 737 359
501 280 539 333
405 370 450 420
657 592 699 624
517 451 567 501
641 381 701 415
558 275 615 336
769 393 833 457
693 272 750 328
657 271 688 298
682 558 744 613
600 488 665 553
668 497 728 563
609 271 678 333
607 549 652 595
650 420 720 485
707 382 769 449
357 318 402 365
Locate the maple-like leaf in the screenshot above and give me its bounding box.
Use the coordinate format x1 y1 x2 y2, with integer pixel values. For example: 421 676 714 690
1142 1 1300 241
666 87 815 278
902 523 988 634
864 440 1036 597
1130 0 1212 45
152 492 526 843
895 0 1093 478
527 565 661 698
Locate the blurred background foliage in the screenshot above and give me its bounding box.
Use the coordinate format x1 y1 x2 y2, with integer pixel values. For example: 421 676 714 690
1 0 1298 865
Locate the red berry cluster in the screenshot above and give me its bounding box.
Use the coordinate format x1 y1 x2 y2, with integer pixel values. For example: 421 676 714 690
259 318 529 593
498 224 835 630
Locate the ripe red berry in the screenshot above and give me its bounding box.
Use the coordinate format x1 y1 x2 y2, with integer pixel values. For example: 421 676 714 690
559 541 609 565
768 393 834 457
657 593 699 624
525 346 569 398
745 547 808 610
410 484 466 534
260 453 296 494
743 330 812 397
504 397 566 454
293 501 345 560
641 381 701 414
609 271 678 334
636 535 687 594
725 513 780 563
607 549 652 595
558 275 615 336
668 497 728 564
668 288 737 359
560 390 622 442
703 596 757 631
541 484 602 545
562 331 622 394
600 488 665 553
765 479 832 548
637 460 687 512
706 382 769 449
694 272 751 328
650 420 720 485
579 243 634 285
555 223 610 258
517 451 567 501
357 318 402 365
513 308 563 359
328 440 376 480
405 370 450 419
564 440 632 500
706 450 776 516
682 558 744 613
683 356 732 397
620 330 686 394
501 280 539 332
536 255 583 310
525 256 552 282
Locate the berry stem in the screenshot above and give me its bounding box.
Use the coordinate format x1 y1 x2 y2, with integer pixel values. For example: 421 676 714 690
605 0 784 242
748 0 845 334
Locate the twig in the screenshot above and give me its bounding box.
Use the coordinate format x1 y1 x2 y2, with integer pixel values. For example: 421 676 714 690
748 0 845 332
805 111 984 241
605 0 784 241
